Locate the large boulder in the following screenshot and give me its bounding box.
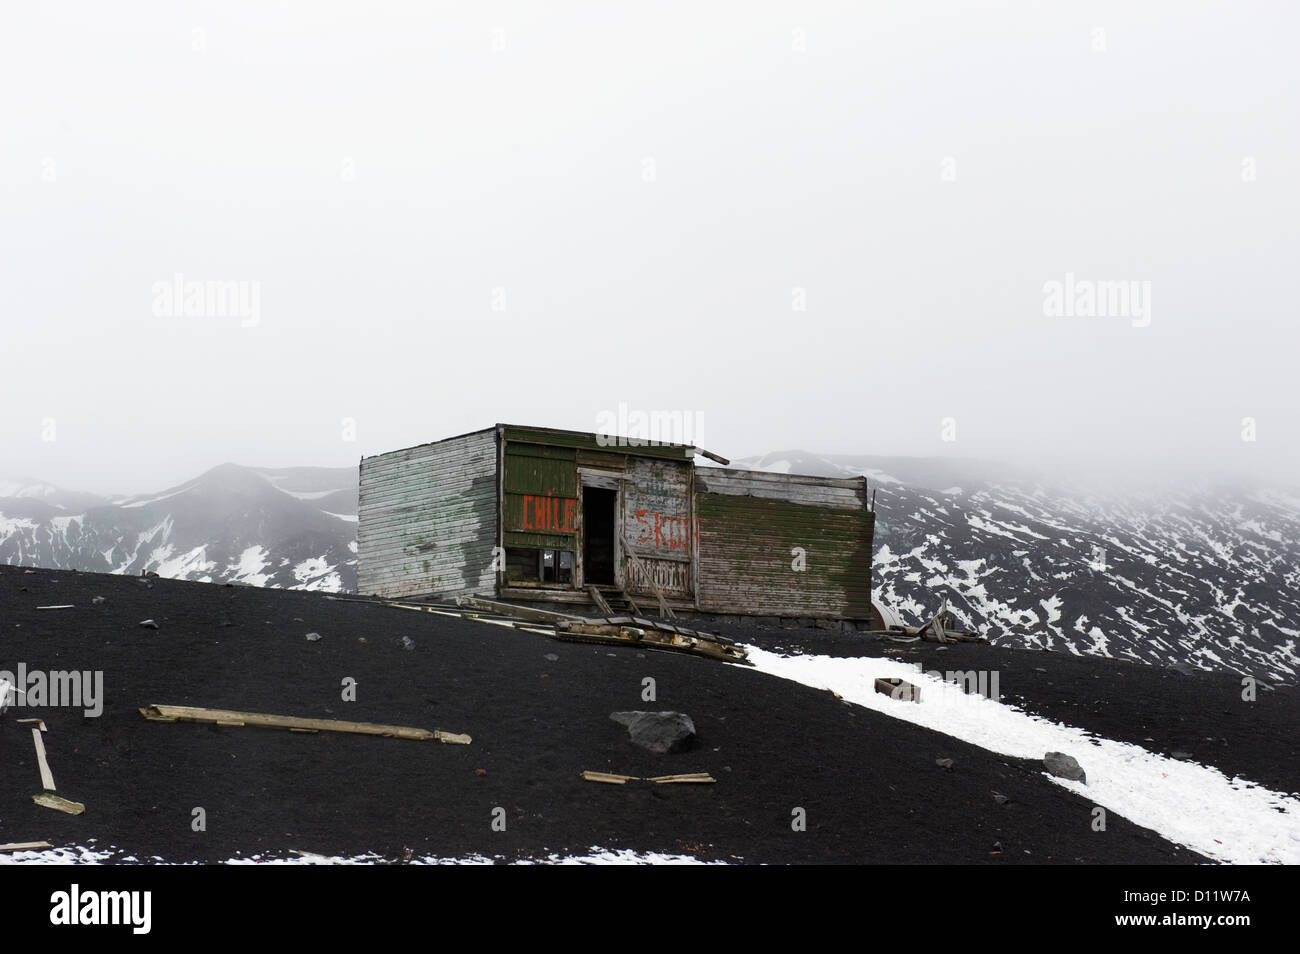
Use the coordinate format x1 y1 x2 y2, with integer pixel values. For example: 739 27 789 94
610 711 697 754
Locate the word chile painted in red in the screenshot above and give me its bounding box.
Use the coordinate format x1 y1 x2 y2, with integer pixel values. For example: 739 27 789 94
521 494 578 534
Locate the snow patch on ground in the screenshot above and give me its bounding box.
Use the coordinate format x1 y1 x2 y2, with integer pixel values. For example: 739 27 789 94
742 647 1300 865
3 846 725 865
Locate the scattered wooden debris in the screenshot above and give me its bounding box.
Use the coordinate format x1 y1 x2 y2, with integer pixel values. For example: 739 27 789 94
331 594 746 664
583 770 634 785
907 598 985 643
30 727 56 791
555 619 748 664
36 605 75 611
19 718 57 791
0 842 53 853
33 794 84 815
581 770 715 785
875 677 921 703
448 596 589 624
139 704 470 744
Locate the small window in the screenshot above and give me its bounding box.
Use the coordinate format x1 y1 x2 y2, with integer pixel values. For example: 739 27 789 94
506 547 573 586
541 549 574 585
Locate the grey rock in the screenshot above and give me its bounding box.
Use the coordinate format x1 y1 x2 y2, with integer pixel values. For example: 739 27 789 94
1043 751 1086 784
1170 750 1192 761
935 757 955 770
92 596 106 605
139 619 158 629
401 636 415 651
305 632 322 642
610 711 697 754
544 653 559 662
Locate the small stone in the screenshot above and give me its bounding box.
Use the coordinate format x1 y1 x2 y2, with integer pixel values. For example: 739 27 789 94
139 619 158 629
992 793 1010 806
544 653 559 662
1170 750 1192 761
1043 751 1086 784
305 632 322 642
935 757 955 770
91 596 106 605
401 636 415 651
474 768 487 777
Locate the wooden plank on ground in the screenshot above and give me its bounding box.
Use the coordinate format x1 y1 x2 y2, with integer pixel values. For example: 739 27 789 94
0 842 53 853
582 771 715 784
139 705 471 744
454 596 590 623
31 728 55 791
581 771 636 784
33 794 84 815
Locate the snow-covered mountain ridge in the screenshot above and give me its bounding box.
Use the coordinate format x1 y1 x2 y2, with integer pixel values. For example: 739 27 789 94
0 464 356 591
5 453 1297 682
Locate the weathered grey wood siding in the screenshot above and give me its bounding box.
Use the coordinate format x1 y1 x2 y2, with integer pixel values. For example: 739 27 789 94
622 457 694 599
357 428 499 599
695 468 873 618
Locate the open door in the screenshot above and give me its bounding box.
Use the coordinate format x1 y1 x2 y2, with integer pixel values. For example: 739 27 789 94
582 486 617 585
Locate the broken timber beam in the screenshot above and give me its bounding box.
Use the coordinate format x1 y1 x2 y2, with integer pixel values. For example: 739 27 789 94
554 620 748 664
587 586 615 617
582 770 716 785
31 728 55 791
33 794 84 815
454 595 589 623
139 705 470 744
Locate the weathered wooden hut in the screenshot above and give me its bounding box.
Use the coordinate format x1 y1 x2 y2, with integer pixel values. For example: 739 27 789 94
358 424 874 623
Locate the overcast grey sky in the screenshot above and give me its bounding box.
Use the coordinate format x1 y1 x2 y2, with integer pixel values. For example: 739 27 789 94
3 1 1296 495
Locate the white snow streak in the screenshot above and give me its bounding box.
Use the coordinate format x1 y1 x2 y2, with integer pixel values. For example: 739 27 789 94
742 647 1300 865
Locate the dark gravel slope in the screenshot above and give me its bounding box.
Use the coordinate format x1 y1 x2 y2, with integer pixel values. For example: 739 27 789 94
0 565 1209 864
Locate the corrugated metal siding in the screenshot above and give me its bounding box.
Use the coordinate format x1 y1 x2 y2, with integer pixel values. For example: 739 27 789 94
622 457 693 598
357 428 498 599
695 468 873 618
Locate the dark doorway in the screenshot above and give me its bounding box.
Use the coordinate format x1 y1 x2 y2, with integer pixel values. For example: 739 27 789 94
582 487 617 585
